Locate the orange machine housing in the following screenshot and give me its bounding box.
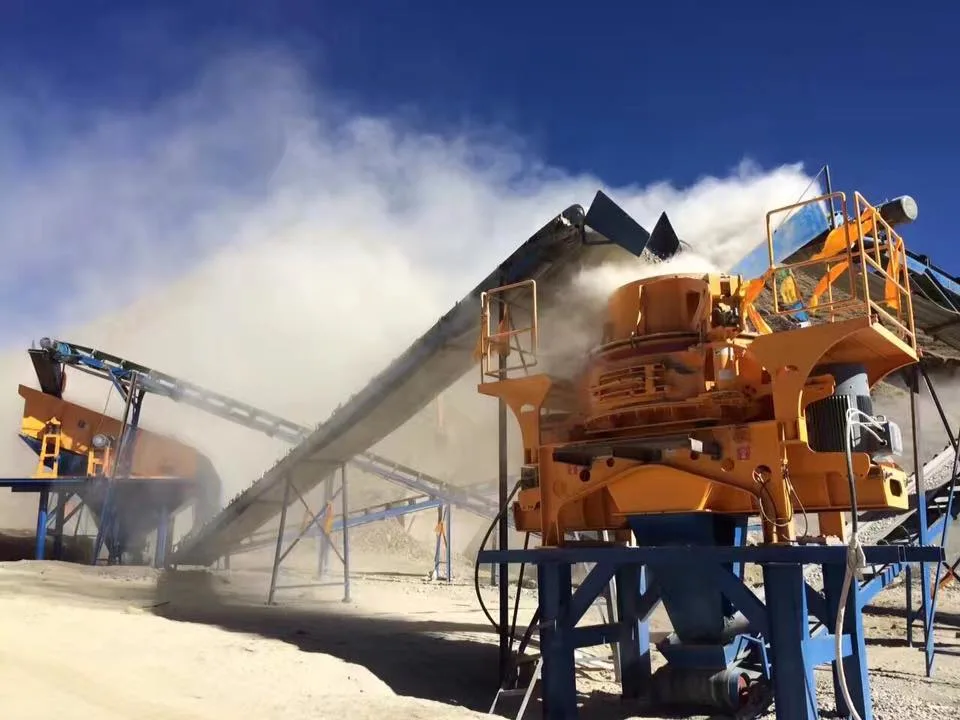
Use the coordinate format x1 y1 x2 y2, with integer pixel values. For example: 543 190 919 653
19 384 205 480
479 216 918 547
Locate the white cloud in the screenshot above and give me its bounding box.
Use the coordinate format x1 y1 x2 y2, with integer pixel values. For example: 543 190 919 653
0 50 817 528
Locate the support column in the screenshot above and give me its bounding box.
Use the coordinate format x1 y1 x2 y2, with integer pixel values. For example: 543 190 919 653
762 563 818 720
52 491 66 560
823 563 872 719
35 489 49 560
445 504 453 584
317 476 334 579
433 504 454 582
154 507 169 569
341 463 351 603
497 275 510 680
615 564 651 698
908 365 935 675
906 563 914 647
538 562 576 719
267 476 292 605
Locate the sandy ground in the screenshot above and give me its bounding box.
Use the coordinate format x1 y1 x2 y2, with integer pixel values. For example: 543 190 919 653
1 530 960 720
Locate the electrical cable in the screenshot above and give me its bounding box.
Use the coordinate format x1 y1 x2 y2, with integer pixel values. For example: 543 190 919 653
835 406 883 720
474 479 522 634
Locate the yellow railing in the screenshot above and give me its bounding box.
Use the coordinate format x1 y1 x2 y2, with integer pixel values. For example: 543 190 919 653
87 446 112 477
761 191 917 350
479 279 539 381
33 420 62 478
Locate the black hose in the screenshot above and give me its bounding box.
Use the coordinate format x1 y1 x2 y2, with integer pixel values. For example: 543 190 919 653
473 479 522 633
844 411 860 536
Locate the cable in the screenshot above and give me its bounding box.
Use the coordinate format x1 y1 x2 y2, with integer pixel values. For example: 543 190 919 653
474 479 522 633
835 406 880 720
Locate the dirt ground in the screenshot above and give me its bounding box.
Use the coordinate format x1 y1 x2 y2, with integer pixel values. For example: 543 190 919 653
1 532 959 720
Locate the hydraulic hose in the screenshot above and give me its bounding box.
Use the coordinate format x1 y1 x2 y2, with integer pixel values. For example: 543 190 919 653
474 479 522 633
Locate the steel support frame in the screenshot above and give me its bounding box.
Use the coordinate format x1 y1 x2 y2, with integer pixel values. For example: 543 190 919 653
497 267 511 680
432 503 454 583
92 375 146 565
268 464 351 605
900 364 959 676
479 543 942 720
36 490 84 561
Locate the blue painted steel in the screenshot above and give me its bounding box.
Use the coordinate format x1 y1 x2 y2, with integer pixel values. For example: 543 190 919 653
155 509 169 568
331 497 440 532
34 489 49 560
317 478 334 578
731 200 831 278
537 562 577 716
341 464 351 603
822 563 871 719
432 503 453 582
482 542 936 719
38 339 311 445
762 564 819 719
615 564 653 698
905 251 960 299
351 453 507 524
630 514 747 645
92 389 145 565
478 542 942 567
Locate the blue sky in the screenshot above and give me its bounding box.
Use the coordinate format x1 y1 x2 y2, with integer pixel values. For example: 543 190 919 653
3 1 955 255
5 4 957 192
0 1 956 351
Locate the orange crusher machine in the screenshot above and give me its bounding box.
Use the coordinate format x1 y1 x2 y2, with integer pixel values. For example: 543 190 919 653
475 189 945 719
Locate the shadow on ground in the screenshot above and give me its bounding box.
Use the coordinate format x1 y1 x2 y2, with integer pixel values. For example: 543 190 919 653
149 569 677 719
866 603 960 631
153 569 501 711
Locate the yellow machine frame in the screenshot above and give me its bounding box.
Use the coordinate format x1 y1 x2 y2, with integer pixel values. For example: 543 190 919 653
478 192 918 546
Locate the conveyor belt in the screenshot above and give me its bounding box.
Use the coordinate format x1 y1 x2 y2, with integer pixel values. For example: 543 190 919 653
31 340 516 531
170 194 674 565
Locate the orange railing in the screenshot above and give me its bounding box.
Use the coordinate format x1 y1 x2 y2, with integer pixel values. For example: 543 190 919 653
479 279 539 381
760 191 917 351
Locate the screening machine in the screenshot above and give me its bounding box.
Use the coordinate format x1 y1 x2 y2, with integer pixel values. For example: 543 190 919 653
8 351 224 565
477 189 947 719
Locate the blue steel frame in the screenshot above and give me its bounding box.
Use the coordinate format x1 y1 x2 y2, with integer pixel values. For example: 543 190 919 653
0 476 190 567
0 478 88 561
901 365 959 676
479 542 943 720
218 487 458 581
432 503 454 582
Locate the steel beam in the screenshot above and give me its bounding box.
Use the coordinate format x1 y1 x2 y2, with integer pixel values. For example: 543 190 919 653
479 542 943 720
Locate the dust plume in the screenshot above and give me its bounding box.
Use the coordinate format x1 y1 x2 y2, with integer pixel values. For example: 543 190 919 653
0 50 816 537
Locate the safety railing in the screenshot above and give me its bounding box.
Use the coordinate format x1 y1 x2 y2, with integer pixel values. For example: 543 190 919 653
33 420 62 478
479 279 539 381
854 191 917 349
761 191 917 351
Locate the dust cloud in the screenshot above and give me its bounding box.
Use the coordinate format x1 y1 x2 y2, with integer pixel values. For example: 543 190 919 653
0 50 817 536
